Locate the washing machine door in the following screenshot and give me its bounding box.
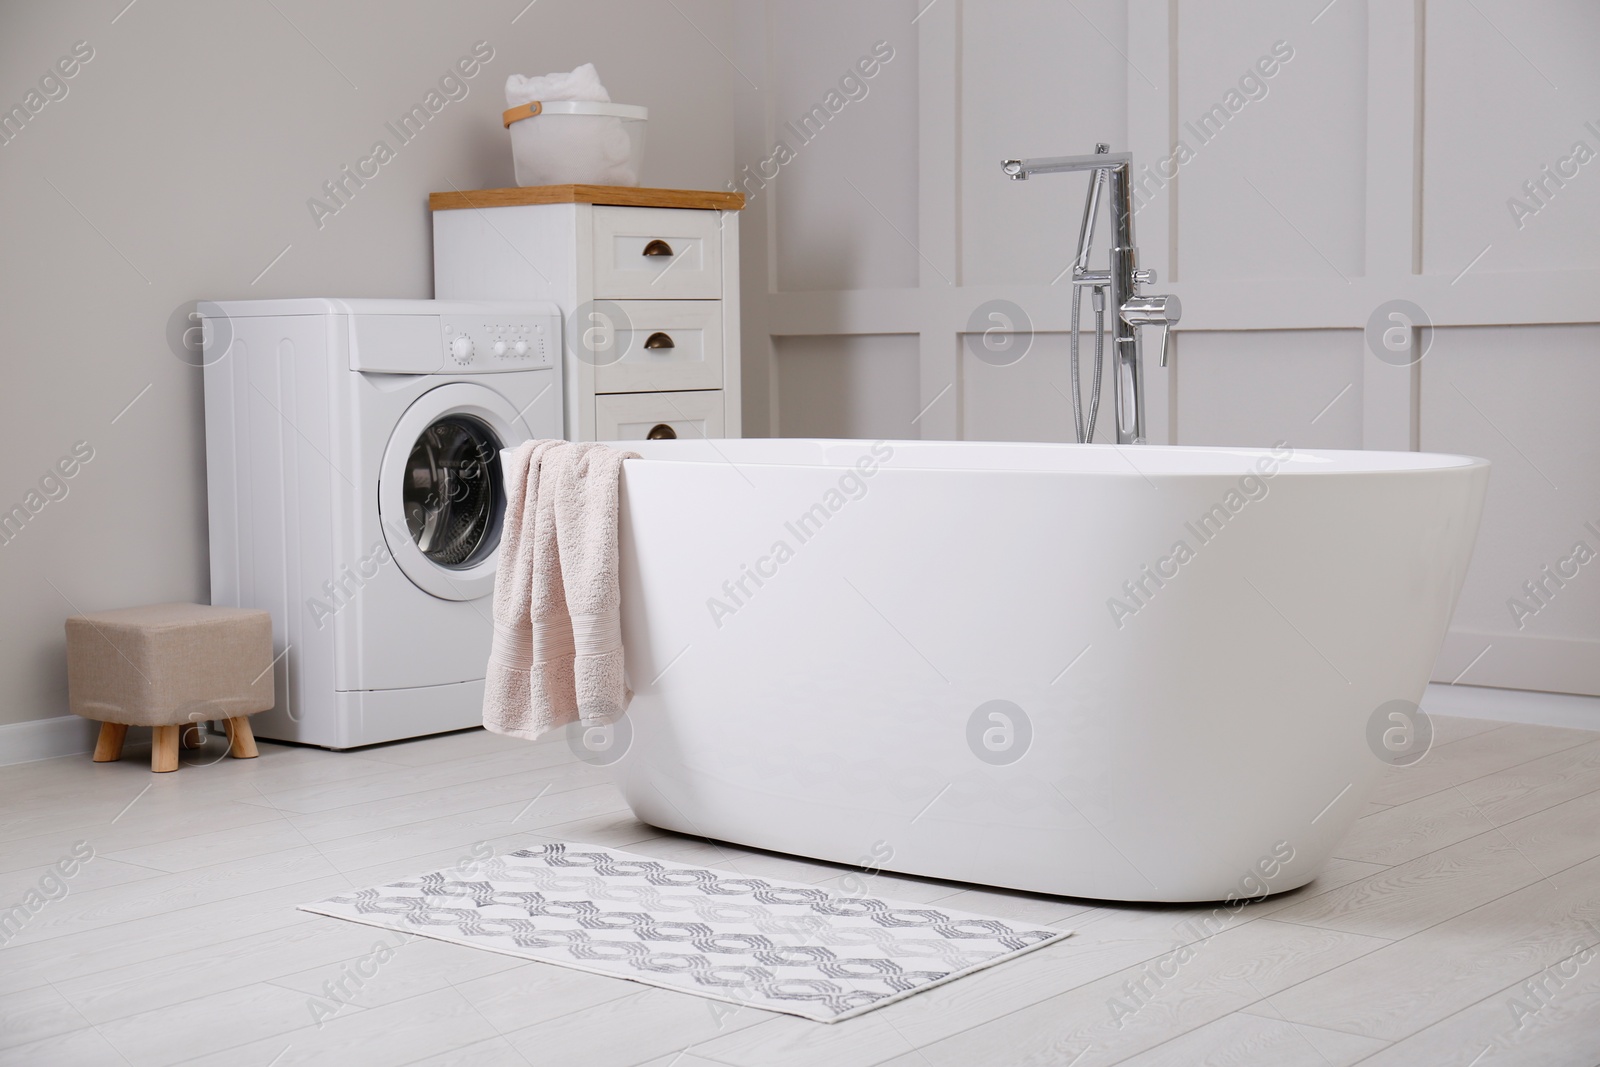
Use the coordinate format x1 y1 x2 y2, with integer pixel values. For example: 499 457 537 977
379 382 527 601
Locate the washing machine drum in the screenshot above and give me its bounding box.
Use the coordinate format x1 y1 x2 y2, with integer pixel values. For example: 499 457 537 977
379 383 528 601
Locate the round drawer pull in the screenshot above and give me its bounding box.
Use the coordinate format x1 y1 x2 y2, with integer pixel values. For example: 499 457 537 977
642 239 674 257
644 332 675 350
646 423 677 440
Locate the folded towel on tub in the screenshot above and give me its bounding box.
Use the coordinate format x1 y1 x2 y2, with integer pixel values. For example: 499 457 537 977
483 440 638 740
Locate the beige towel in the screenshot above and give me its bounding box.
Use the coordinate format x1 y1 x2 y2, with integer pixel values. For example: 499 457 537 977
482 440 637 739
483 440 572 739
552 442 638 725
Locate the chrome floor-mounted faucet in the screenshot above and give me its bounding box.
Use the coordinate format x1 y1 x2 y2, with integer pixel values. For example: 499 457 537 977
1002 146 1181 445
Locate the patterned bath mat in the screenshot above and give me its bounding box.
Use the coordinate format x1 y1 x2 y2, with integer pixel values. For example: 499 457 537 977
300 842 1071 1022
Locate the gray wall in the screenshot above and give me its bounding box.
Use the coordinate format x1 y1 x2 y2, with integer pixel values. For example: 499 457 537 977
0 0 734 728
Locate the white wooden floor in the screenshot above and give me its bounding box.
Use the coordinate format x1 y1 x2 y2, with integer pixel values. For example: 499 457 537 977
3 713 1599 1067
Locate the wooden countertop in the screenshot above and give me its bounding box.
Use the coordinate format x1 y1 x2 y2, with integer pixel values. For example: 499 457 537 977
429 185 745 212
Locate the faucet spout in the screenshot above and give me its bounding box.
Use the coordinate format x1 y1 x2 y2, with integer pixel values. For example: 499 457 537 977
1002 152 1133 177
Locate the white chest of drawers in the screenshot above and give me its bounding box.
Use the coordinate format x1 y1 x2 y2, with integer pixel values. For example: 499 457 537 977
430 186 743 442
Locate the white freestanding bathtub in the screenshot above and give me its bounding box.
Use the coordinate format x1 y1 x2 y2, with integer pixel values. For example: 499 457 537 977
605 439 1488 902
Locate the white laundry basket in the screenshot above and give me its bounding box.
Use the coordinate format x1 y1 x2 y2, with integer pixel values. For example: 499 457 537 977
501 101 648 187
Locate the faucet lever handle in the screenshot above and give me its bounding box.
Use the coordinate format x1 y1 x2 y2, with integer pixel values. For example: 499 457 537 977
1120 293 1182 368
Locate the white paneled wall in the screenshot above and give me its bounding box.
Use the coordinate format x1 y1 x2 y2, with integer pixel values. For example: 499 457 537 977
1175 330 1364 450
736 0 1600 696
768 5 919 292
962 334 1119 444
1422 324 1600 696
1173 2 1368 283
774 334 920 438
1422 0 1600 275
958 1 1128 287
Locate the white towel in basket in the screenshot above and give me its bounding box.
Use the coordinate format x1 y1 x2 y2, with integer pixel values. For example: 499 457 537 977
504 64 637 185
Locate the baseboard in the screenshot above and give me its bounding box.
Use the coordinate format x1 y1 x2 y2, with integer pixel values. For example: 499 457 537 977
1434 629 1600 696
1423 683 1600 733
0 715 101 767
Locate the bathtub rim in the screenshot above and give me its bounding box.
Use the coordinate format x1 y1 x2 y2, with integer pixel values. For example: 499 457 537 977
599 438 1490 478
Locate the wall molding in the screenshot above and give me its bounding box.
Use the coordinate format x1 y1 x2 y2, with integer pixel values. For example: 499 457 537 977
0 714 100 767
760 279 1600 337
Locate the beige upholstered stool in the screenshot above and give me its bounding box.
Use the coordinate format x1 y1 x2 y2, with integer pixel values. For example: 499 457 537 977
65 603 274 773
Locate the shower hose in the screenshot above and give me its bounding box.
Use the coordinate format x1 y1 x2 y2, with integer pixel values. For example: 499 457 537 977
1069 281 1107 444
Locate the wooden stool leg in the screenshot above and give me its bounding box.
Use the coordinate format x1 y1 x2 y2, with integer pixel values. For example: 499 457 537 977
180 722 205 749
92 722 127 762
226 717 259 759
152 725 180 773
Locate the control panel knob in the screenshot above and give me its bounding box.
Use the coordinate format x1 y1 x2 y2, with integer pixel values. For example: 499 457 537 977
492 339 508 356
450 335 473 362
513 339 529 356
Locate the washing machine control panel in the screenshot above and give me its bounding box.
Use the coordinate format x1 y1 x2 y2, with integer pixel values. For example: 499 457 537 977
440 315 556 370
347 306 562 375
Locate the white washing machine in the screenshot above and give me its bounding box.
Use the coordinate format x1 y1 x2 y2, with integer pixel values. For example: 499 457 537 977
201 299 563 748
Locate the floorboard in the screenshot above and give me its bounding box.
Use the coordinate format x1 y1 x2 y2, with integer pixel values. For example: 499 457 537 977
1 714 1595 1066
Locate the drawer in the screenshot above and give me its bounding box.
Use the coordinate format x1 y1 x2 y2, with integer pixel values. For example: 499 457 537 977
595 301 723 394
592 207 722 300
596 390 726 441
